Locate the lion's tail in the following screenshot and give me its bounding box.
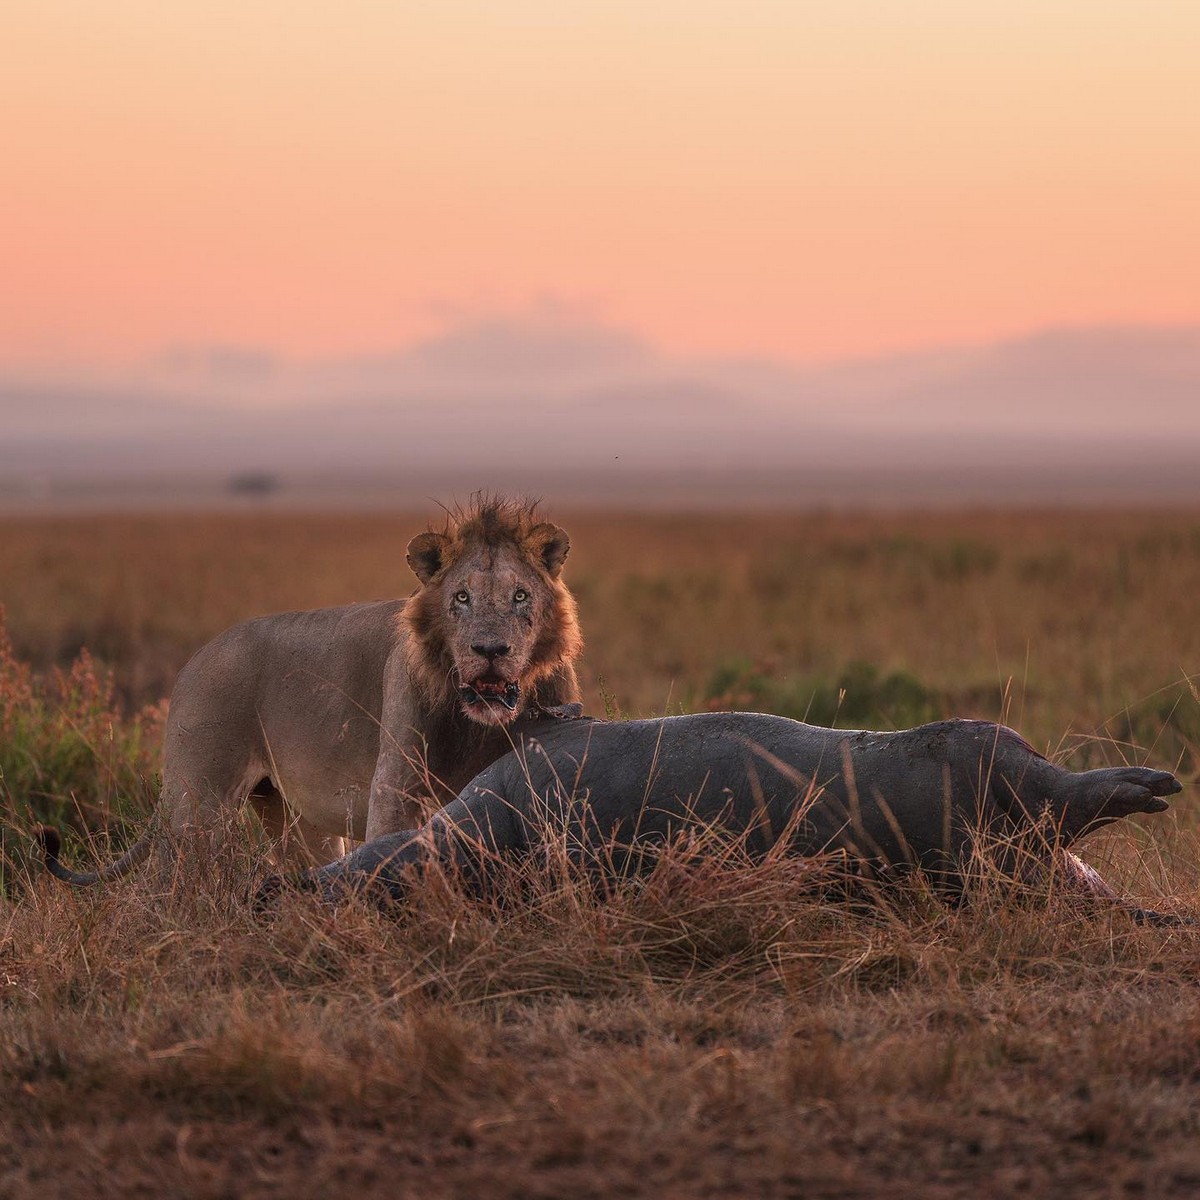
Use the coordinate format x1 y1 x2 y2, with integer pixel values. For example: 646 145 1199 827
38 825 154 886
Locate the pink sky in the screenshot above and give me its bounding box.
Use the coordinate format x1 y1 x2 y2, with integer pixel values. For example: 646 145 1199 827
4 1 1200 369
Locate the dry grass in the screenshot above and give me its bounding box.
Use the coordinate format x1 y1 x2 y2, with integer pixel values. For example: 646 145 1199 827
5 832 1200 1198
3 507 1200 1197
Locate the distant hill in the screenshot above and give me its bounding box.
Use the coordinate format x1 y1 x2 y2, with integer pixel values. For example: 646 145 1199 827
3 322 1199 509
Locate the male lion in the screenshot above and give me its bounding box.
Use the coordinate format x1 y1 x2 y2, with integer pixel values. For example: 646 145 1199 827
42 497 583 885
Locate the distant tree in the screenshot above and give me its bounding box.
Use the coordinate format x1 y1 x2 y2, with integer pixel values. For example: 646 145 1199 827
227 470 280 498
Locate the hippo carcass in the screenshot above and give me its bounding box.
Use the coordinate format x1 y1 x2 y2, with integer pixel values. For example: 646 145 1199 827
280 712 1184 922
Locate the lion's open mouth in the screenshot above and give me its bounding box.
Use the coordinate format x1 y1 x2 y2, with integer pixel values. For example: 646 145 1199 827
460 677 521 713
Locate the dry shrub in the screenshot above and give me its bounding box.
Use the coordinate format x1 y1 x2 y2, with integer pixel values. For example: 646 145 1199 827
0 609 163 885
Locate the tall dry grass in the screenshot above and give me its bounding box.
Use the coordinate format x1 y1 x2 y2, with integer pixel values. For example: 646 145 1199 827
2 507 1200 1197
5 812 1200 1197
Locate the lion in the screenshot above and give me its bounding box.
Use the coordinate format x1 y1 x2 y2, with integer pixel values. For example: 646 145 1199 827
41 496 583 885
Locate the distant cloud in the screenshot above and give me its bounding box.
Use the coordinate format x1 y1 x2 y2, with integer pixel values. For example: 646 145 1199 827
400 316 654 386
151 345 279 385
870 325 1200 435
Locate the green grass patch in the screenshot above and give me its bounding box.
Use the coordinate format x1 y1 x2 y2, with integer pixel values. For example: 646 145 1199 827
0 611 161 883
700 658 943 728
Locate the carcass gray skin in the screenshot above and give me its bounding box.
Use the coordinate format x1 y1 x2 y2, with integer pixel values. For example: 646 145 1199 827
285 711 1184 922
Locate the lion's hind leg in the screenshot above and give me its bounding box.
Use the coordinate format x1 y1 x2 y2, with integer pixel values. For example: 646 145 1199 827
249 782 347 869
144 753 274 891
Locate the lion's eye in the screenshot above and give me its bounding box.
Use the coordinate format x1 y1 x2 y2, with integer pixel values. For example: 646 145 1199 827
513 588 529 603
454 590 470 605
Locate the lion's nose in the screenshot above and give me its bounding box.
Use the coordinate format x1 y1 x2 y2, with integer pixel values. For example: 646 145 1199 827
471 641 511 661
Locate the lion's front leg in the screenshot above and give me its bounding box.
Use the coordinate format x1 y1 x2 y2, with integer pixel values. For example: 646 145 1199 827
364 674 437 841
364 745 434 842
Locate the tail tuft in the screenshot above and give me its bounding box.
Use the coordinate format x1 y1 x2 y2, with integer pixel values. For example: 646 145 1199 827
37 825 63 868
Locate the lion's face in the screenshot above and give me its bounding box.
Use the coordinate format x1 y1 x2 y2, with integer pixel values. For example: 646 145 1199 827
403 510 580 726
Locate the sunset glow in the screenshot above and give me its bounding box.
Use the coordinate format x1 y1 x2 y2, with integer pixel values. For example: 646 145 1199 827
4 0 1200 369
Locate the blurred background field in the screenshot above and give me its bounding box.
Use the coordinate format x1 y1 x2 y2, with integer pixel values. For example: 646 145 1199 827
5 505 1200 740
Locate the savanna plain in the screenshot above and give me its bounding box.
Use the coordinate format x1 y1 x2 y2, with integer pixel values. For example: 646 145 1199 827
3 507 1200 1199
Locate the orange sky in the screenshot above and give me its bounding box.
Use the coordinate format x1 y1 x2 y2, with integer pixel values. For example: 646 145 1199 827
4 0 1200 369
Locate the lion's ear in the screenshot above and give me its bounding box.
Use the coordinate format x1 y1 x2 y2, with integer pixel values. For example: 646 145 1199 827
406 532 450 584
528 523 570 577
